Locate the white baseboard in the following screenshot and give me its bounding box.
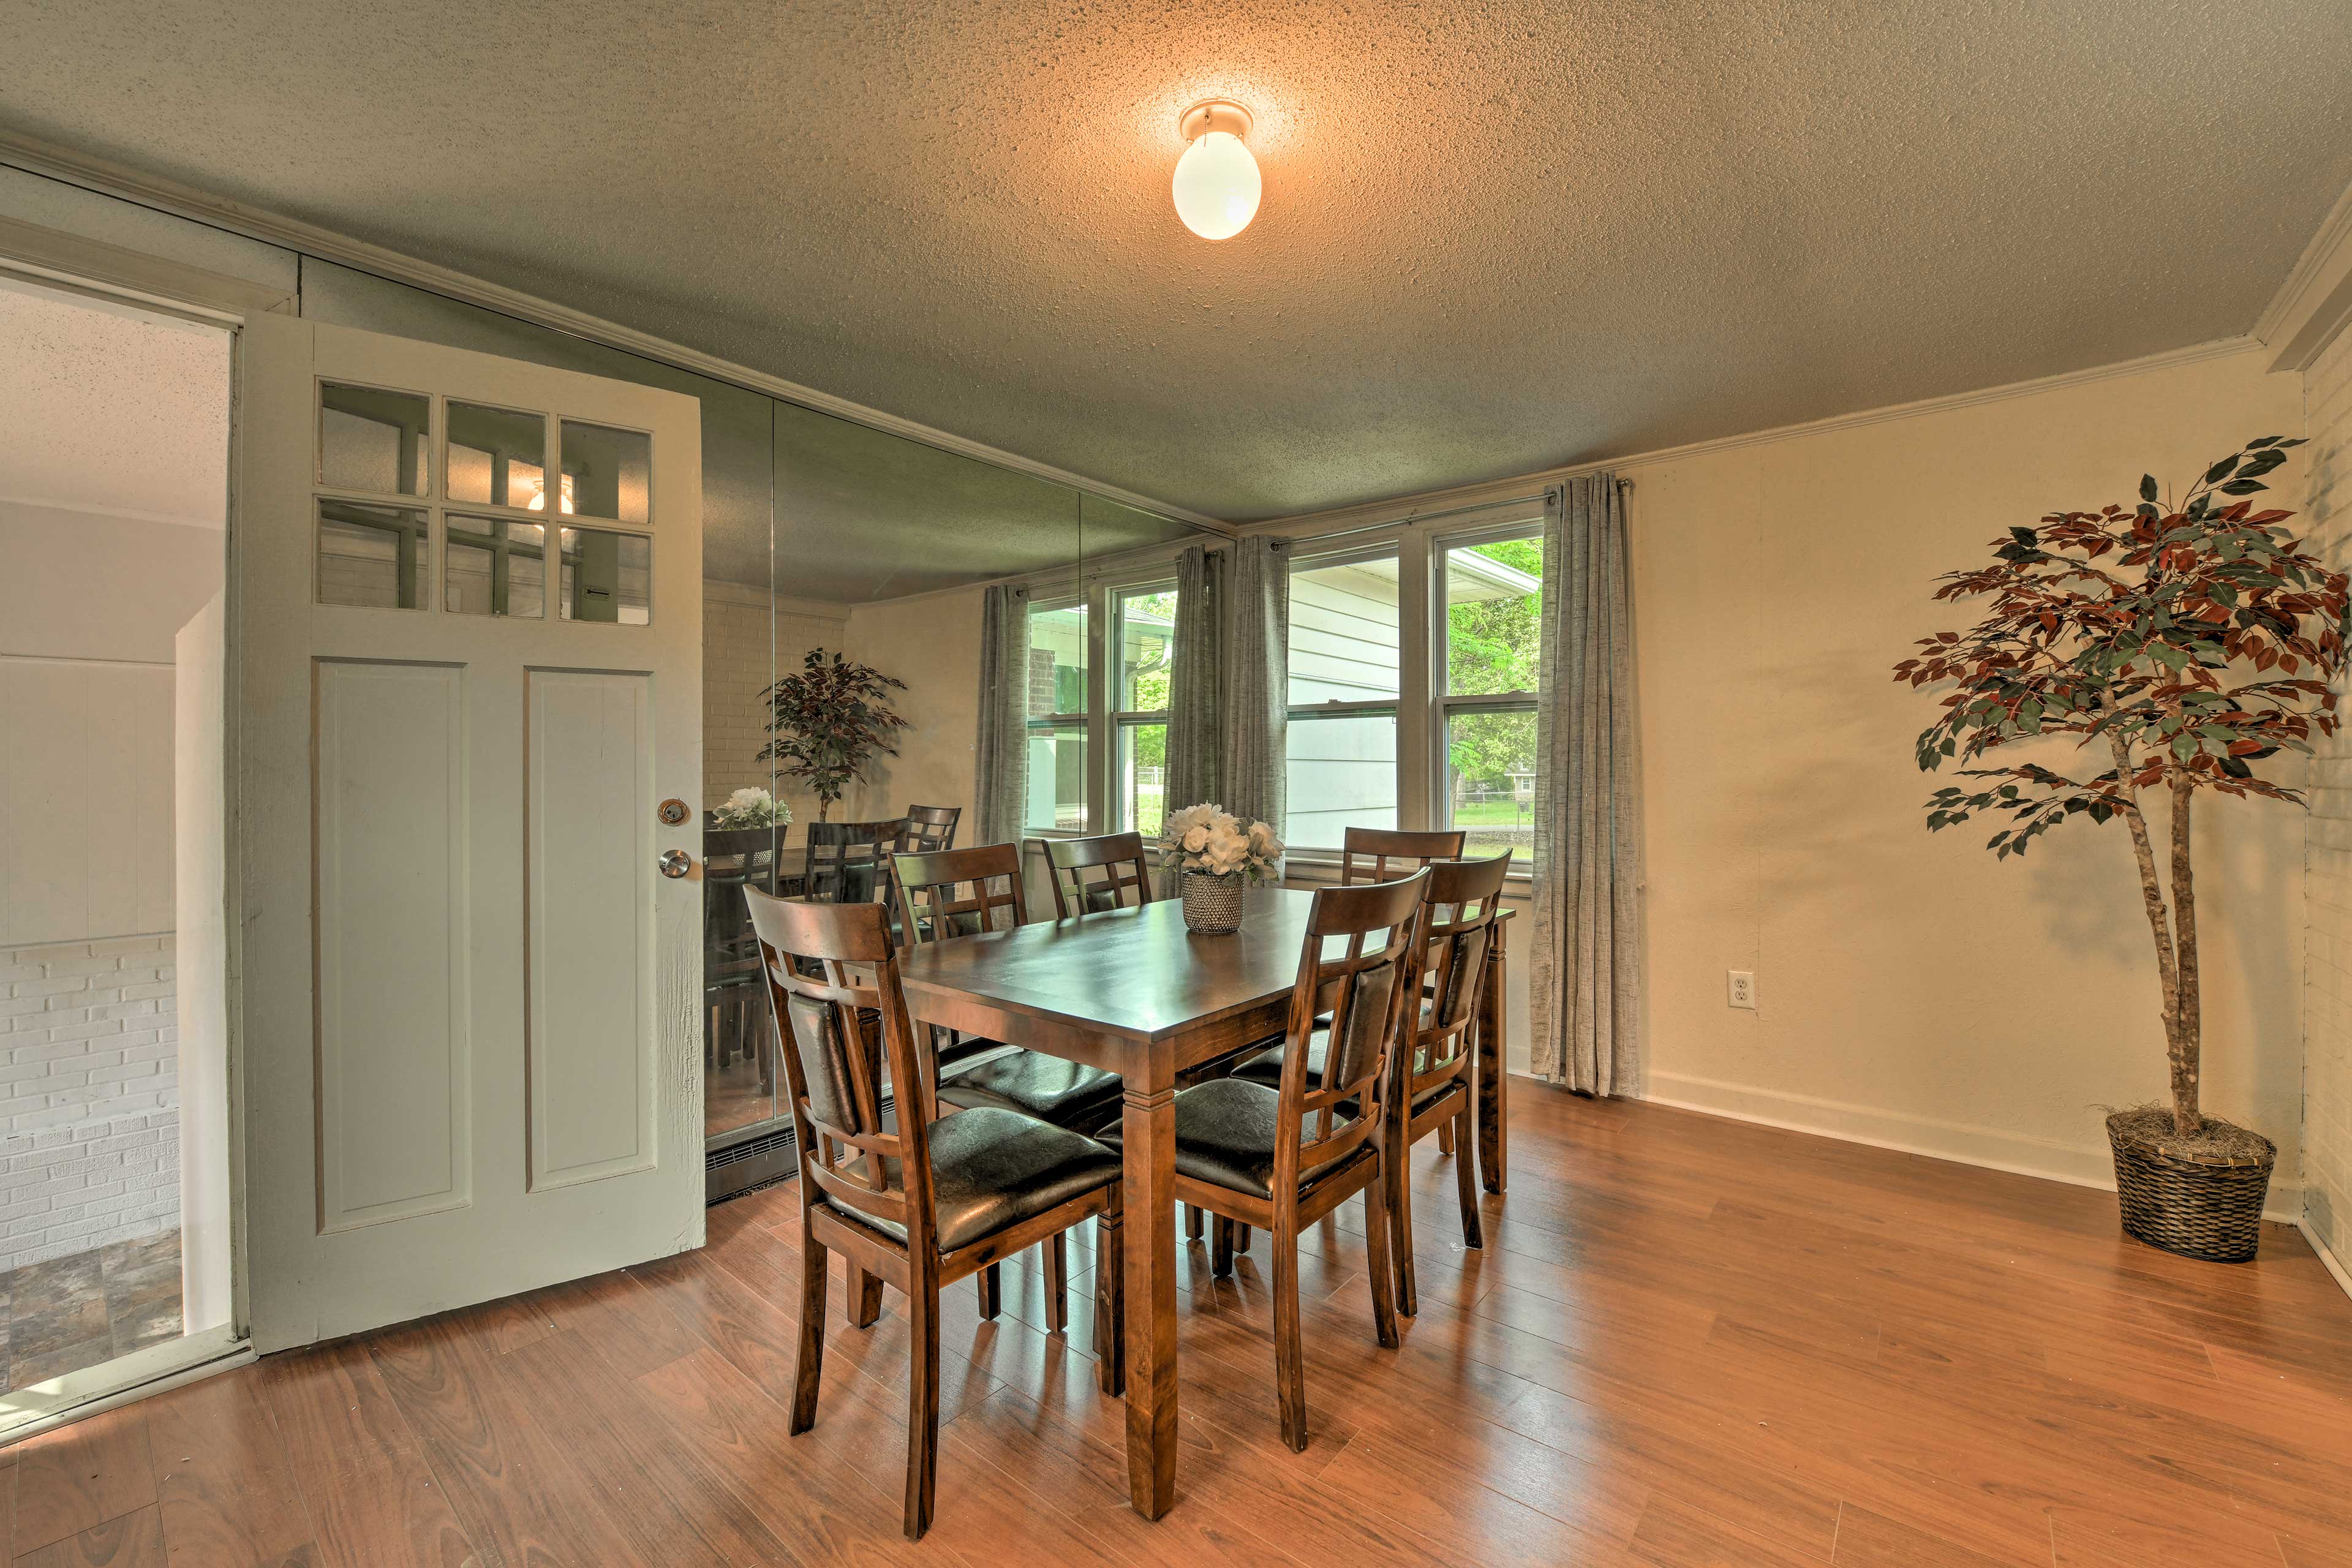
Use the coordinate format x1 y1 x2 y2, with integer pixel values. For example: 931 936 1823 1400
1643 1071 2305 1226
2303 1218 2352 1304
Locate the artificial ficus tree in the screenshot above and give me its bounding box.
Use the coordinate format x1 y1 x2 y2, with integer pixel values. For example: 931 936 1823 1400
758 649 909 821
1893 438 2348 1138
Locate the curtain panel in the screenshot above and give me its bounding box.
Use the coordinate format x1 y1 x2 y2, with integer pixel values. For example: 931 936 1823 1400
1528 474 1642 1095
973 582 1032 847
1163 543 1226 818
1223 535 1290 837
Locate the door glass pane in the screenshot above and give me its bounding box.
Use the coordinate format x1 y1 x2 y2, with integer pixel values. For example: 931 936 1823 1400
446 401 554 510
1444 537 1542 696
316 500 424 609
1026 722 1087 832
561 419 652 524
1027 602 1087 716
1118 722 1167 837
1288 554 1401 704
1118 588 1175 710
445 516 546 617
318 382 428 495
1284 710 1396 848
557 526 650 623
1445 708 1537 863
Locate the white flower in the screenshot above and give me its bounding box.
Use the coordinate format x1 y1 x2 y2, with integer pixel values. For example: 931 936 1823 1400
1181 826 1210 853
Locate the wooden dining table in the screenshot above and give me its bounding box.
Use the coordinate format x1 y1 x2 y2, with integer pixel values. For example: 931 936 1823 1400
895 884 1512 1518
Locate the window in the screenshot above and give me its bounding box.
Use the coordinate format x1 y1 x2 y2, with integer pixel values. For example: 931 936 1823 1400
1114 586 1175 836
1439 534 1542 862
1025 600 1088 832
1285 551 1401 850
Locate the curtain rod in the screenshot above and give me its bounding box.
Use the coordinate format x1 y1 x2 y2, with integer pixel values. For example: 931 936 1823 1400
1253 475 1633 551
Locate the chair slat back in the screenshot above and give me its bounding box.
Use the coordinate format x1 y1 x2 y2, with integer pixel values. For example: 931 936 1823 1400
804 818 907 911
1042 832 1156 918
745 889 935 1243
1274 870 1431 1185
894 842 1028 944
898 804 962 854
1405 853 1510 1101
1338 826 1465 886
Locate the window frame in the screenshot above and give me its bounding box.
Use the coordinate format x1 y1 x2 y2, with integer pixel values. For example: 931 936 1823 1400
1109 580 1177 837
1433 521 1544 870
1282 541 1407 853
1022 592 1091 837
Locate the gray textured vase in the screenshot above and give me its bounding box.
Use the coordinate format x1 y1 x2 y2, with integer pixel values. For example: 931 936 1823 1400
1180 871 1245 934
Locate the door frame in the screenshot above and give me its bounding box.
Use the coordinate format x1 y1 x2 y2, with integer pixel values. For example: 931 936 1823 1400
0 219 282 1438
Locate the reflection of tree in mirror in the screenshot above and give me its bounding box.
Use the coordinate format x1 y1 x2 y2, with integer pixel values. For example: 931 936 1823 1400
1124 591 1177 775
1446 540 1541 818
758 649 908 821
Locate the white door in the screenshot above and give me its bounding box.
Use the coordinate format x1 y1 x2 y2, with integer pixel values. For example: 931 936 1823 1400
236 313 704 1349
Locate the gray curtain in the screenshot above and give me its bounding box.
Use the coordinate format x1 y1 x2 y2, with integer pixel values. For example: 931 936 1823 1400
1163 543 1226 818
1223 536 1289 836
973 582 1031 846
1529 474 1641 1094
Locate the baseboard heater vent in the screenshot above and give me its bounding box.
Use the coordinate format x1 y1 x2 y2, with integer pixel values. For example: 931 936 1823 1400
703 1095 894 1204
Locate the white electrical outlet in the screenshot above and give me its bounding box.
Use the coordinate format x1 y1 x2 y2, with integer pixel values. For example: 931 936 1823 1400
1728 970 1756 1010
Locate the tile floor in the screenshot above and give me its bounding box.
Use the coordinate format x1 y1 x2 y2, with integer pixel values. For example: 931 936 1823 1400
0 1229 181 1392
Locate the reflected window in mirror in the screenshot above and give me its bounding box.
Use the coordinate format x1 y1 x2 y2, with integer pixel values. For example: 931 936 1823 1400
1115 584 1174 837
1025 599 1088 832
446 516 548 617
557 526 650 624
318 382 429 496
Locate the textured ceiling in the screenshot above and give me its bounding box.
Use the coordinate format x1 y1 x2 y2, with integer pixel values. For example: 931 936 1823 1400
0 273 230 524
4 1 2351 521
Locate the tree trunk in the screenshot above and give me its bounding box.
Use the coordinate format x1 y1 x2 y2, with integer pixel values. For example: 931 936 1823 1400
2168 772 2202 1136
2108 734 2184 1093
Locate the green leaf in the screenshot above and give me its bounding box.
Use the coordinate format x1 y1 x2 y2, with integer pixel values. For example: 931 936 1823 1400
2140 473 2160 503
2204 454 2241 485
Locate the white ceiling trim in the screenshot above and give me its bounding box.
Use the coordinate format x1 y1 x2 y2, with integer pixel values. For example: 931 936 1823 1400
2253 174 2352 372
0 128 1232 537
1245 335 2266 542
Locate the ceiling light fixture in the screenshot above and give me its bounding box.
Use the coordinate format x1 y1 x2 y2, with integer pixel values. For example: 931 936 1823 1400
1172 100 1261 241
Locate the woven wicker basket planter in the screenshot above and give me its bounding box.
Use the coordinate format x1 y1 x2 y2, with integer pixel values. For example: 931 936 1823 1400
2106 1111 2274 1264
1180 871 1245 934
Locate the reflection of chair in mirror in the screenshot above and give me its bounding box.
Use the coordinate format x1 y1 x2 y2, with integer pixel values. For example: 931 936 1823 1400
802 818 904 912
704 824 789 1090
897 804 960 854
1041 831 1155 917
743 888 1125 1541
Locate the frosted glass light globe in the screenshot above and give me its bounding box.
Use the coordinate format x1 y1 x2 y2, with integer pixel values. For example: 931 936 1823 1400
1172 130 1261 240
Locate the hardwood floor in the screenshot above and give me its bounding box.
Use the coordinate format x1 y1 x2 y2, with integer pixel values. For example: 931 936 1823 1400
5 1087 2350 1566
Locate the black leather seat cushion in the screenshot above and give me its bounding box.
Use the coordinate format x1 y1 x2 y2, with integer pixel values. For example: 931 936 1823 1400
831 1107 1120 1254
1234 1035 1462 1121
1101 1078 1374 1200
938 1049 1123 1129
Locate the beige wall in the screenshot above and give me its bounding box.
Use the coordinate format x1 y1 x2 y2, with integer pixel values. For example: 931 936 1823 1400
2302 321 2352 1265
840 587 985 832
1623 345 2307 1208
699 580 851 827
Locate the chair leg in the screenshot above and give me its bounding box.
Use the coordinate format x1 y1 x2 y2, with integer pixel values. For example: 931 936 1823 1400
1272 1218 1307 1451
1455 1103 1483 1250
1391 1123 1419 1318
790 1234 827 1433
975 1261 1001 1321
851 1267 885 1329
1235 1223 1251 1254
1044 1233 1068 1335
1363 1167 1401 1351
1185 1203 1204 1241
1211 1214 1234 1278
1094 1210 1126 1396
1436 1118 1455 1156
903 1275 941 1540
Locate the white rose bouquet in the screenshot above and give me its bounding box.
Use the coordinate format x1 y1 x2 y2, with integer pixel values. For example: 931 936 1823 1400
1160 802 1283 883
710 786 790 829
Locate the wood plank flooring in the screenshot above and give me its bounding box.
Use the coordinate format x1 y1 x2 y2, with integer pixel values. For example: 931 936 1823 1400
5 1088 2350 1566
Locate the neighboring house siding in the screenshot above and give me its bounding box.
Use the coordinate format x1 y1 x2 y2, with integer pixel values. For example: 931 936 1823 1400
2305 318 2352 1273
1286 560 1400 848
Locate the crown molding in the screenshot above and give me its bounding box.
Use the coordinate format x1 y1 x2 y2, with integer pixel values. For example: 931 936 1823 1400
1246 334 2266 541
0 129 1232 537
2254 175 2352 372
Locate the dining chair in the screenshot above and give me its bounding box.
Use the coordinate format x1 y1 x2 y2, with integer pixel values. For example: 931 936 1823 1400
1337 826 1466 884
1378 851 1509 1314
1041 831 1156 917
803 818 905 911
898 804 962 854
1109 869 1428 1451
703 824 788 1084
744 888 1125 1540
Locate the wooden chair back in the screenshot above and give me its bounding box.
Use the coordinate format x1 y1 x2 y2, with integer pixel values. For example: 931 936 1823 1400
744 889 937 1253
894 842 1028 944
1401 853 1510 1105
1042 832 1156 918
1273 869 1431 1190
804 818 905 909
1338 826 1465 885
898 804 962 854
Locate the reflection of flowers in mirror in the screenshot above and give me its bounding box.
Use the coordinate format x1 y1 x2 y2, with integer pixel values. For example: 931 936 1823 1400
711 787 789 828
1159 802 1283 882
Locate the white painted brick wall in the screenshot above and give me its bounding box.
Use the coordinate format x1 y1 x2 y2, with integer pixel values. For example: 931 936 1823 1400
0 935 180 1271
2304 319 2352 1265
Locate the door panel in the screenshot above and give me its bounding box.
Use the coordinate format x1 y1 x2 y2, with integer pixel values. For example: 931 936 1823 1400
238 312 704 1349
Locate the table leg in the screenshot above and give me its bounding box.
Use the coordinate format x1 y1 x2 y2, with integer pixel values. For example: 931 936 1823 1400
1121 1073 1178 1518
1478 934 1508 1195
